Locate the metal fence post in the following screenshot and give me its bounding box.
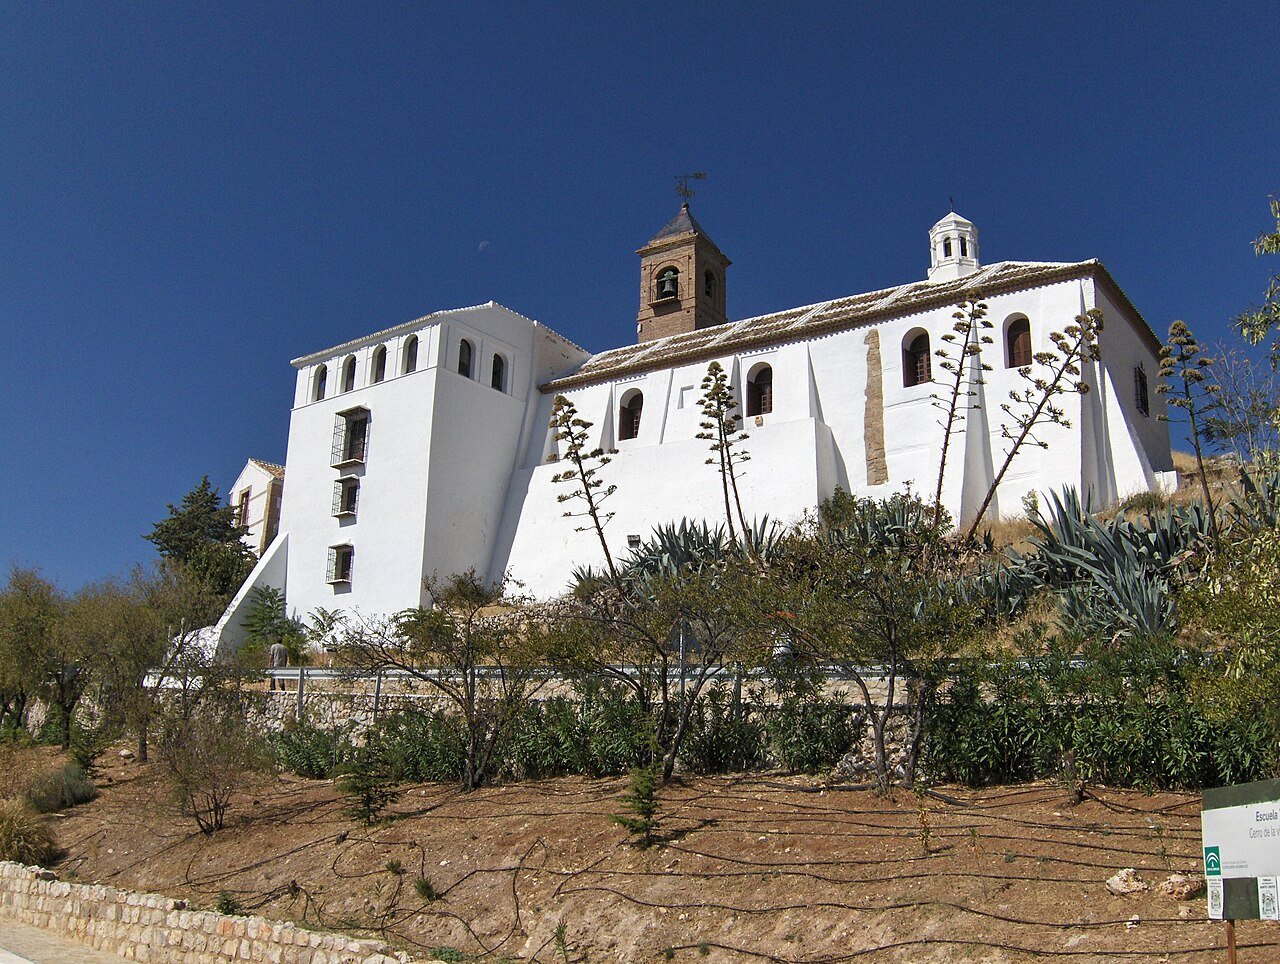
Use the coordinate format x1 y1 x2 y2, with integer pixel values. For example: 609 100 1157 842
296 666 306 722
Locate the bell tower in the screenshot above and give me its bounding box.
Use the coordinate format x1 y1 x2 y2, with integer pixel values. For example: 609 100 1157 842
636 203 731 343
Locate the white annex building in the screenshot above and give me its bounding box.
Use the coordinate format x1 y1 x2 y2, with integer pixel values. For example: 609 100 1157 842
215 207 1175 651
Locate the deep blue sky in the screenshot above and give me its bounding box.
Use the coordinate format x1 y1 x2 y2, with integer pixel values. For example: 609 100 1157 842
2 3 1275 589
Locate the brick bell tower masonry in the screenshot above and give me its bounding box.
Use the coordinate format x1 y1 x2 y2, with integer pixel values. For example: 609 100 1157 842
635 202 732 342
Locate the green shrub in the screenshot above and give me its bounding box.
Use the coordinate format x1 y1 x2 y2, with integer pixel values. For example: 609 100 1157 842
0 800 58 865
24 763 98 813
505 683 649 779
273 723 353 779
1119 490 1168 515
762 666 859 773
925 637 1275 790
678 687 764 774
373 711 465 783
214 892 243 915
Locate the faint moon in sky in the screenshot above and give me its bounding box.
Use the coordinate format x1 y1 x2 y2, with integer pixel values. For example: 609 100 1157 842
477 240 491 252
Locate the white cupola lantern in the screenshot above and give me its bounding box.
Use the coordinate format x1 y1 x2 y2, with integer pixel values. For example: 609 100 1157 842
927 211 980 282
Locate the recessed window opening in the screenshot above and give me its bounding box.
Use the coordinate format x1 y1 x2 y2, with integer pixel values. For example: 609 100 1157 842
1134 365 1150 417
332 408 370 467
491 353 506 392
903 331 932 387
959 237 968 257
327 544 354 584
1006 318 1033 368
402 335 418 374
341 355 357 393
704 270 717 300
332 477 359 518
943 237 953 258
236 489 251 528
458 338 474 378
747 365 773 416
313 365 327 402
372 346 387 383
656 266 679 300
619 391 644 441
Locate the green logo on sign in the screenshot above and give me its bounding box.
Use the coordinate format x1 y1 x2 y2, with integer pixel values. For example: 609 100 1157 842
1204 846 1221 876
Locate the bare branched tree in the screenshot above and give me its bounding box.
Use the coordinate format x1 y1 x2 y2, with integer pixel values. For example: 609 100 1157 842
549 395 621 589
965 309 1103 540
1159 320 1221 541
930 300 992 525
696 361 751 541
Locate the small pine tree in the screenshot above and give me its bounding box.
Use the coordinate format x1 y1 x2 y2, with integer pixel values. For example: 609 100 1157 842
337 746 400 825
610 761 660 848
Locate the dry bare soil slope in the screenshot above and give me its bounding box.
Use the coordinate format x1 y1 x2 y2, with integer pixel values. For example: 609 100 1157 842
51 763 1278 962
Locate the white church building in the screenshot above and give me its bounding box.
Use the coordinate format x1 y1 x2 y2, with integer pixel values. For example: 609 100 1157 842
215 207 1175 651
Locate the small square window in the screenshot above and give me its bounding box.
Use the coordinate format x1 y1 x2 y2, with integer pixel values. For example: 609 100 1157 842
327 544 354 584
332 477 359 518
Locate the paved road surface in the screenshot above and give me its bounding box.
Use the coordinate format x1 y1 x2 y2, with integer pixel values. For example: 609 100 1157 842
0 920 128 963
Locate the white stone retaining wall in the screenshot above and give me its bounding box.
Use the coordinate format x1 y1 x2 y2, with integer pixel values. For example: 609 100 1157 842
0 862 417 964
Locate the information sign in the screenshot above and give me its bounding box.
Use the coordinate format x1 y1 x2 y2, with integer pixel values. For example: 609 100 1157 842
1201 777 1280 921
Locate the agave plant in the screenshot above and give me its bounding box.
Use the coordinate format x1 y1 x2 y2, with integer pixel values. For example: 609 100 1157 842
1230 465 1280 532
1024 487 1209 641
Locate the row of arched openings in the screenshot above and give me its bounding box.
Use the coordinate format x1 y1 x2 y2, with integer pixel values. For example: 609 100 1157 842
652 266 720 302
902 317 1034 388
313 331 517 403
457 338 508 391
616 365 774 441
313 336 420 402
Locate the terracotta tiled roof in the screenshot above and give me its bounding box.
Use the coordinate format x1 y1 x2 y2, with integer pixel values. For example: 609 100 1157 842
544 259 1156 392
249 458 285 480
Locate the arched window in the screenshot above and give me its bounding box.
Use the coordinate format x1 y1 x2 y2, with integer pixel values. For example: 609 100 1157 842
491 353 506 392
943 237 953 258
656 266 679 300
619 391 644 440
903 331 932 387
458 339 474 378
341 355 357 393
747 365 773 416
402 335 418 374
959 237 968 257
1006 318 1032 368
313 364 327 402
704 270 717 300
372 346 387 383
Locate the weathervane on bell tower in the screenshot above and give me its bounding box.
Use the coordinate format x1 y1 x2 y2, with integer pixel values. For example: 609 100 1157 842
675 172 707 203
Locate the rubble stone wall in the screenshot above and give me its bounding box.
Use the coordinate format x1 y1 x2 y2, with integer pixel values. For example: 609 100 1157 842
0 862 416 964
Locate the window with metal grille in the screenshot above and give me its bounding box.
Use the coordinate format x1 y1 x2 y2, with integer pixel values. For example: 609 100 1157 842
747 365 773 416
1134 365 1150 416
326 544 354 583
332 477 359 517
1007 319 1032 368
619 392 643 440
903 332 931 387
331 408 370 467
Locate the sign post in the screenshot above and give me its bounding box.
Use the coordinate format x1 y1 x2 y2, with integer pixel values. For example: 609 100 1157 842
1201 776 1280 960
